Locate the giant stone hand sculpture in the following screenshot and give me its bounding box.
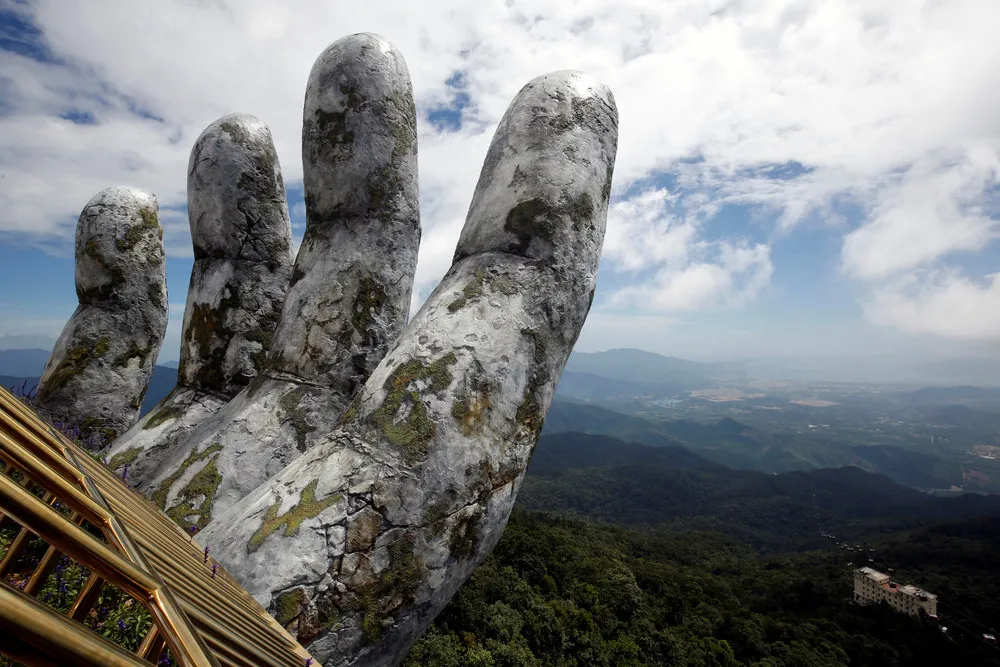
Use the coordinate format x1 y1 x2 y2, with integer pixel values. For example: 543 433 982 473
39 33 617 667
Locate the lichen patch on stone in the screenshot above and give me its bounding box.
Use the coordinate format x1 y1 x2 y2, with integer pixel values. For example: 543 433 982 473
107 446 141 471
151 443 223 516
369 352 458 463
246 479 341 554
447 267 518 313
279 387 317 453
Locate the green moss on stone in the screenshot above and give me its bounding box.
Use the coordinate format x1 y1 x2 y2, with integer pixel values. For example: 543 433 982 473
357 535 423 645
388 90 416 160
359 593 382 643
151 443 223 515
79 416 117 448
165 456 222 530
369 353 457 463
447 268 518 313
39 337 111 397
423 498 451 527
117 207 161 251
94 337 110 357
246 479 341 554
108 447 141 470
515 328 550 437
279 387 317 453
383 536 422 599
488 273 518 296
273 588 307 625
448 268 486 312
114 341 148 369
351 276 388 350
143 403 186 430
338 395 362 426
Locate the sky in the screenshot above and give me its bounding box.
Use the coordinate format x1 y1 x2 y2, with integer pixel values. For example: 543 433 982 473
1 0 999 366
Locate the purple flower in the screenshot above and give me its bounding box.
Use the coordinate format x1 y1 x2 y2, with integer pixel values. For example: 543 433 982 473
306 660 313 666
203 546 210 563
117 619 127 632
121 463 129 481
212 564 218 579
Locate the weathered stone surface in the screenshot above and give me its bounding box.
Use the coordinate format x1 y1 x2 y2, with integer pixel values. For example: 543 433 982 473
105 114 293 489
270 31 420 395
180 113 294 394
106 34 421 534
198 69 618 667
54 32 617 667
37 187 168 447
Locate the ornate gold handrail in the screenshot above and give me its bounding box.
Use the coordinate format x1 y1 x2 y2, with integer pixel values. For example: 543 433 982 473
0 385 318 666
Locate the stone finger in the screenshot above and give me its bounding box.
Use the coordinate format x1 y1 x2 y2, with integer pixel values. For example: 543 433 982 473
103 114 293 491
199 70 617 667
36 187 168 448
109 34 422 531
267 31 420 403
179 113 294 395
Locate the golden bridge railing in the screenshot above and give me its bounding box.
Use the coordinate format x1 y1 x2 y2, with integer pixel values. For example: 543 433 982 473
0 385 318 666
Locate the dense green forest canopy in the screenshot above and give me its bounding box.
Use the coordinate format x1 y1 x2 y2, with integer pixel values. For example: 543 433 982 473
403 432 1000 666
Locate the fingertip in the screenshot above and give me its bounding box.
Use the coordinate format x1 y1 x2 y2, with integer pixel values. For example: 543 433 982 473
188 113 292 265
75 186 165 308
453 70 618 282
302 32 418 228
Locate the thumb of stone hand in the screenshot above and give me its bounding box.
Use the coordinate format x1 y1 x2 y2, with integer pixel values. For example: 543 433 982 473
38 33 617 667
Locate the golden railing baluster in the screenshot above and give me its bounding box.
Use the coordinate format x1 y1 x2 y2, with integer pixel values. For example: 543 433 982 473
23 511 85 596
138 624 165 661
70 571 105 622
0 474 158 600
0 461 32 529
0 523 35 578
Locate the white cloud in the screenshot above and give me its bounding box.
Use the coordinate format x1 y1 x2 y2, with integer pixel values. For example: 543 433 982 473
601 188 773 311
864 271 1000 341
1 0 999 346
841 151 1000 281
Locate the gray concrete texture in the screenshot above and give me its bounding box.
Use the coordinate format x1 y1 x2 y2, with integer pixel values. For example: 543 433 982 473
41 32 617 667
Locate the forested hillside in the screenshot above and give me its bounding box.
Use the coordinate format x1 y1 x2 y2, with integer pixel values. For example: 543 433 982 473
402 433 1000 666
404 512 1000 666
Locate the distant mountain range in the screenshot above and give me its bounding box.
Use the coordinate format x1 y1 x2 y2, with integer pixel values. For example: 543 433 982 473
521 431 1000 553
0 348 51 377
542 400 963 490
566 348 744 384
